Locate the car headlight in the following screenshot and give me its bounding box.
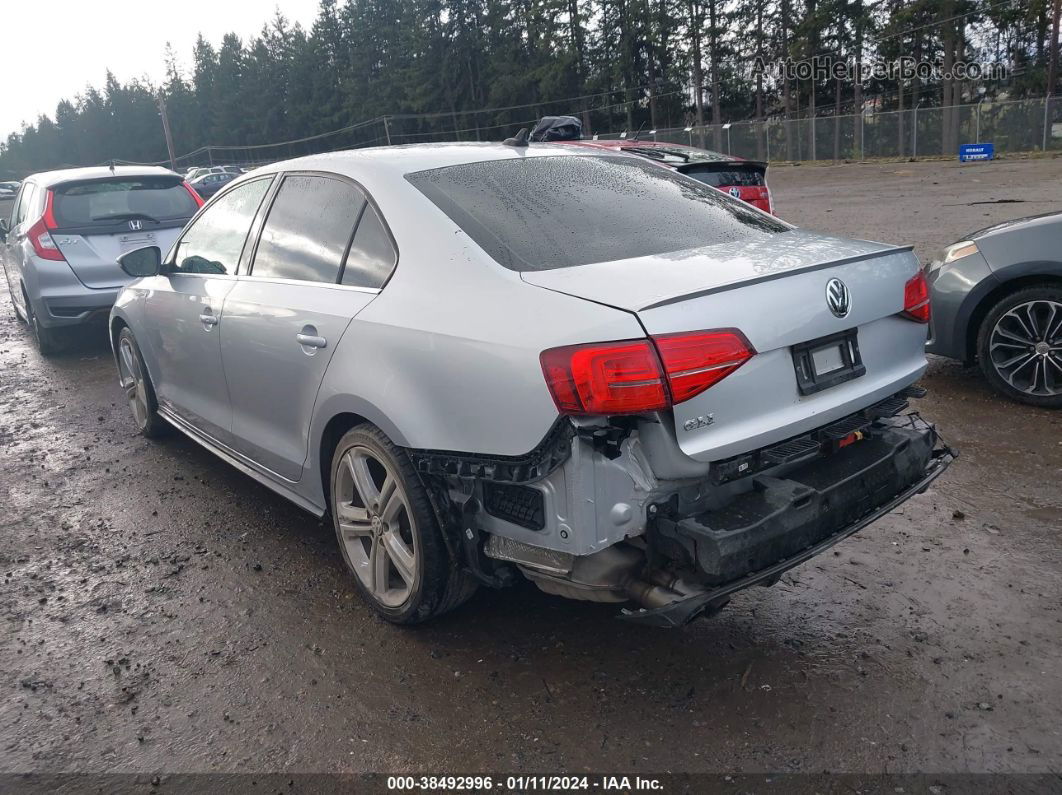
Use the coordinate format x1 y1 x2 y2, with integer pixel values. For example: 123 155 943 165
942 240 978 264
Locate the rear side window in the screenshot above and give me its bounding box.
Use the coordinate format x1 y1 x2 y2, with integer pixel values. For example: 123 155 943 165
51 176 199 229
173 177 272 275
406 155 787 271
14 183 37 225
341 204 396 289
252 175 365 284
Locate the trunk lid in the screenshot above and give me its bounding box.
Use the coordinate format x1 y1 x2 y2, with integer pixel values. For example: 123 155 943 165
523 230 929 462
53 226 184 289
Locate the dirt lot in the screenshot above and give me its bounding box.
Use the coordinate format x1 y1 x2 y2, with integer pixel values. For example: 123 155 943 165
1 158 1060 777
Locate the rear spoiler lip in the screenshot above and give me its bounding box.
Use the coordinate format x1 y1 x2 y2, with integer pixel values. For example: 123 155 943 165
639 244 915 312
48 217 193 237
677 159 768 173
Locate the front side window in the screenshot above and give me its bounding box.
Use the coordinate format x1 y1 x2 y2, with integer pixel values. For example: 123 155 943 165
172 177 272 275
341 204 396 289
251 175 365 284
406 155 788 271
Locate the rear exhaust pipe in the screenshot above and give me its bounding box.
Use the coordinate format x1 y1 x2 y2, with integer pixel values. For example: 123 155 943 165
625 579 685 610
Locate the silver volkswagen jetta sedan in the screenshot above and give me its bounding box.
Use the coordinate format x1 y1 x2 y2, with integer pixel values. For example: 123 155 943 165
110 144 953 626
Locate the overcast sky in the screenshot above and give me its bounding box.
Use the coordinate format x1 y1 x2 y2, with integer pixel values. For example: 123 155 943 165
1 0 321 140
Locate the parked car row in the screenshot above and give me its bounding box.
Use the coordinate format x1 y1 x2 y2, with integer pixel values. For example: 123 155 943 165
183 164 246 181
0 132 1055 628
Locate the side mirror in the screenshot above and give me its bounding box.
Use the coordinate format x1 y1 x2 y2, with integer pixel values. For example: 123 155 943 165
117 245 162 278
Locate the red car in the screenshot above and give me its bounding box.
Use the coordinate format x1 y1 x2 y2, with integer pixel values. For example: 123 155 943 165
560 138 774 214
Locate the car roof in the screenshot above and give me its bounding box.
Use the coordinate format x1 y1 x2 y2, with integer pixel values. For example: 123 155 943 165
24 165 181 188
251 142 616 181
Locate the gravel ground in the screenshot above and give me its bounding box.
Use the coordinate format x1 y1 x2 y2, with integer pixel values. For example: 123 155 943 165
0 157 1060 777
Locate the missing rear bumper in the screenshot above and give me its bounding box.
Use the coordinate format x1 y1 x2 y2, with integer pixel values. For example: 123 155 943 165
623 416 955 627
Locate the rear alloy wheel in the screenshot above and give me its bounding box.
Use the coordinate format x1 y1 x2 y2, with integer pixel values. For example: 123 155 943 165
330 424 476 624
116 327 168 437
978 286 1062 408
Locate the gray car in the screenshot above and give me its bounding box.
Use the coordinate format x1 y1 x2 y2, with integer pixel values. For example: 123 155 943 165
109 144 953 626
925 211 1062 407
0 166 202 354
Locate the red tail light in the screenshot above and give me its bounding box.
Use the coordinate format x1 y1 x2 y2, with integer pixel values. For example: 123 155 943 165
540 340 668 415
540 330 755 416
654 329 755 403
902 271 930 323
183 182 205 207
28 191 65 262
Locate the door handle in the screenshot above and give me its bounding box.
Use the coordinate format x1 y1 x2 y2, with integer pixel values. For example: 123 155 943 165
200 312 219 327
296 333 327 349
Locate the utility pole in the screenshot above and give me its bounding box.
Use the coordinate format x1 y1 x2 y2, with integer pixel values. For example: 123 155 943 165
157 94 177 172
1048 0 1061 100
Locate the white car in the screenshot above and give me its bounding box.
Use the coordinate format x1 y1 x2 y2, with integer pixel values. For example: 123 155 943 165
109 143 953 625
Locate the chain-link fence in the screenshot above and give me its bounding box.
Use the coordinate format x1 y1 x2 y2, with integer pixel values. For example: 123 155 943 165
593 96 1061 162
116 95 1060 174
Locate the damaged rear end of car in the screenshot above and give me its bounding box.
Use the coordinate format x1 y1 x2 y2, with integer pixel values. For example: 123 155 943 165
404 150 954 626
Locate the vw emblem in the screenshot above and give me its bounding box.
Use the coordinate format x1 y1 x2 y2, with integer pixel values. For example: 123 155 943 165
728 186 741 199
128 219 143 231
825 278 851 318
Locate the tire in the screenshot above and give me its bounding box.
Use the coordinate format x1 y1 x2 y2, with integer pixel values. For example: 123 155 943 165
25 297 63 356
11 288 26 323
330 423 477 624
116 327 169 437
977 285 1062 408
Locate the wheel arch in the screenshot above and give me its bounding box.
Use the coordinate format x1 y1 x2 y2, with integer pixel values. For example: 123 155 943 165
109 313 129 354
964 266 1062 363
308 395 412 512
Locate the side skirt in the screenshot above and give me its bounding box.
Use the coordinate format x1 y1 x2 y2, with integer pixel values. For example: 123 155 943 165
157 406 325 518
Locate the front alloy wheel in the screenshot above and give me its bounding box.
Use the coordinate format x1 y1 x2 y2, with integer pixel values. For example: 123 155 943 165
329 424 477 624
116 327 168 437
979 287 1062 408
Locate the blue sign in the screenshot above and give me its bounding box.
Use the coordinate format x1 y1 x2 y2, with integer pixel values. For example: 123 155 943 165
959 143 994 162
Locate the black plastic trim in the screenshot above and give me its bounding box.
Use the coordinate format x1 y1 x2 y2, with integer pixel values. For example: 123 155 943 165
409 418 575 485
621 440 956 628
791 328 866 395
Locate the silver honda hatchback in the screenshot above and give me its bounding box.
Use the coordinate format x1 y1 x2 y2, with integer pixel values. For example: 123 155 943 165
109 144 953 626
0 166 202 354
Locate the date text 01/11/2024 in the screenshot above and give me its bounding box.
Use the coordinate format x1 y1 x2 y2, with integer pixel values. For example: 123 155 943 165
386 775 665 791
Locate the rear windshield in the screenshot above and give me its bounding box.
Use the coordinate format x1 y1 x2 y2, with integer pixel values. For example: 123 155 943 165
406 155 786 271
682 165 766 188
52 176 198 229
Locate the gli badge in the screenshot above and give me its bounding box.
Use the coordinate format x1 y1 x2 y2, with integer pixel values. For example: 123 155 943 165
683 414 715 432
